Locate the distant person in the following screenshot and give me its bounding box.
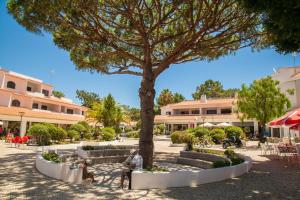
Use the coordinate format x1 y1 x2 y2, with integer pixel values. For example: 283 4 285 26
0 126 3 137
81 161 96 183
3 128 7 137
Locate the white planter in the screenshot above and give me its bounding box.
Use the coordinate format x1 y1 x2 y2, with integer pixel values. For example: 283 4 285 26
36 155 82 184
132 155 252 189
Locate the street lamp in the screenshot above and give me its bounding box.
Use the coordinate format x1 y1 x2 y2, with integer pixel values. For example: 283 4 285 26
201 116 206 129
19 111 25 136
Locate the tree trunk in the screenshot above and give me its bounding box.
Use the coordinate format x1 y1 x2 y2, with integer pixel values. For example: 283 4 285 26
139 68 155 169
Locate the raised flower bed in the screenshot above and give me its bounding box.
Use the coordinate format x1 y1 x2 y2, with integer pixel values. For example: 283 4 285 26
35 152 83 184
131 150 251 189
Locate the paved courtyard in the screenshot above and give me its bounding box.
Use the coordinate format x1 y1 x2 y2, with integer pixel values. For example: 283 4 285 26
0 139 299 200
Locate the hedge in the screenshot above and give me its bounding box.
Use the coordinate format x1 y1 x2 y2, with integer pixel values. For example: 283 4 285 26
209 128 226 144
224 126 245 139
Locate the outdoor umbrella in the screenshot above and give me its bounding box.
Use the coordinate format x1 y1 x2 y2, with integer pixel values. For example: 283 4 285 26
202 122 215 127
216 122 231 127
269 109 300 127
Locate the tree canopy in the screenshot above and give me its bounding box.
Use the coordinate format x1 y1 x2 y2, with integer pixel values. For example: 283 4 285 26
239 0 300 53
193 80 238 99
237 76 291 137
52 90 65 98
7 0 262 168
157 89 185 107
76 89 101 108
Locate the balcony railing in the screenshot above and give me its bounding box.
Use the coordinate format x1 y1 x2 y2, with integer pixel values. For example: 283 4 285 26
169 113 232 116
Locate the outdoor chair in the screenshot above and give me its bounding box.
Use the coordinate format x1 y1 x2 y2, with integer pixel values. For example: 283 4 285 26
276 145 297 163
261 143 275 155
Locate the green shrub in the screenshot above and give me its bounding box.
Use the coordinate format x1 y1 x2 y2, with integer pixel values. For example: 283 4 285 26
224 149 244 165
44 123 67 142
124 126 133 133
171 131 195 145
82 145 95 151
42 152 62 163
101 127 115 135
92 127 102 139
126 131 140 138
192 127 210 138
28 124 51 146
154 124 165 135
67 130 80 141
101 127 116 141
224 149 235 157
84 132 93 140
210 128 226 144
194 148 225 156
70 123 87 133
224 126 245 139
170 131 184 144
213 160 231 168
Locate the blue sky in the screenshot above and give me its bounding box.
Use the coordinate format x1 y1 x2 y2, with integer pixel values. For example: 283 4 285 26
0 2 297 108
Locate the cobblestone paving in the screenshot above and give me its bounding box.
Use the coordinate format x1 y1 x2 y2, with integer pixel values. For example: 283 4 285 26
0 140 300 200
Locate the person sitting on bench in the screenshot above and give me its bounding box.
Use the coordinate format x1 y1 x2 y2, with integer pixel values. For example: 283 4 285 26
82 161 96 183
120 150 138 189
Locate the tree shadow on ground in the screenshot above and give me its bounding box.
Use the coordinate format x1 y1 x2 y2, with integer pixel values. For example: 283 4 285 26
0 149 299 200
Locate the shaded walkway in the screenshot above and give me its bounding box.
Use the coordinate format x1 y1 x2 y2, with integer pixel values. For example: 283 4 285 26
0 143 299 199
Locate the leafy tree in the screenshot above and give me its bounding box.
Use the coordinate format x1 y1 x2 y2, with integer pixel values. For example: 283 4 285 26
121 105 141 122
8 1 261 168
86 102 103 126
157 89 185 107
52 90 65 98
193 80 239 99
237 76 291 139
102 94 117 127
86 94 124 130
239 0 300 53
193 80 224 99
173 93 186 103
76 90 101 108
223 88 239 98
157 89 174 107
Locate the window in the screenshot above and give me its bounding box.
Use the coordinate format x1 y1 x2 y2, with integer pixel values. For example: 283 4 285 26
27 87 32 92
166 111 171 115
42 89 49 96
221 108 232 114
82 111 85 115
206 109 217 114
191 110 200 115
32 103 38 109
11 99 20 107
67 109 74 114
180 110 189 115
7 81 16 89
41 105 48 110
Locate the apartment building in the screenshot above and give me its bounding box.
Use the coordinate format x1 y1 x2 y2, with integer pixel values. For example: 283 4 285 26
269 66 300 137
0 68 87 136
155 95 258 133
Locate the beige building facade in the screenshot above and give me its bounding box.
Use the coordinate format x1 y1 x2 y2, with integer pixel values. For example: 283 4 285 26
155 95 258 134
0 68 87 136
